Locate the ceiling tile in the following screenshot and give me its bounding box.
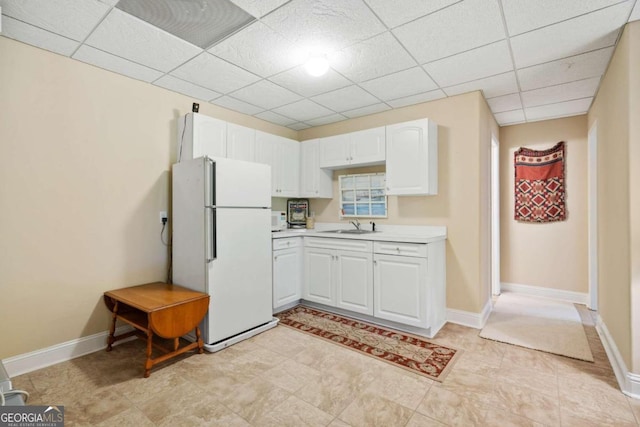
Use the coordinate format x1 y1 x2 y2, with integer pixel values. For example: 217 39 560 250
524 97 592 121
72 45 164 82
85 9 202 72
209 96 264 115
486 93 522 113
510 2 631 68
360 67 438 101
1 0 110 41
171 53 260 94
228 80 302 110
272 99 334 122
502 0 623 36
311 85 380 112
288 122 312 130
255 111 297 126
268 66 351 97
443 71 519 98
386 90 447 108
209 21 301 77
631 1 640 21
423 40 513 87
331 32 417 83
494 109 526 125
518 47 613 91
153 75 221 101
305 114 347 126
521 77 600 108
229 0 290 18
98 0 119 5
261 0 387 52
393 0 505 64
0 16 79 56
342 103 391 118
363 0 461 28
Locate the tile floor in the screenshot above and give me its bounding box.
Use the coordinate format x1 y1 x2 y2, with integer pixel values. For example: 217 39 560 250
12 306 640 426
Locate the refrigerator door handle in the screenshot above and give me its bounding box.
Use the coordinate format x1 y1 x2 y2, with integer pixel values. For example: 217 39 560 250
205 157 216 207
206 207 217 262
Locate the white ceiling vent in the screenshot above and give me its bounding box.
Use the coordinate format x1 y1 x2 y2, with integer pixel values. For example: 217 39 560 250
115 0 256 49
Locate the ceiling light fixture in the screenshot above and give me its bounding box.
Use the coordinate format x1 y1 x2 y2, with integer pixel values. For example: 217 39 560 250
304 54 329 77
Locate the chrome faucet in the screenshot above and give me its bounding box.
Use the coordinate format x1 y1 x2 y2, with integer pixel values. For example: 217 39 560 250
350 218 361 230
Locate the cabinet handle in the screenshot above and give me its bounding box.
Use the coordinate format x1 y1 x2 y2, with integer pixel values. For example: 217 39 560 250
396 247 401 252
287 241 291 246
274 256 278 261
373 260 377 266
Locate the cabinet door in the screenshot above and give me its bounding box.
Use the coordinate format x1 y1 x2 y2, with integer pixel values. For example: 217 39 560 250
255 131 279 196
300 139 333 198
349 127 385 167
277 138 300 198
335 250 373 315
177 113 226 161
303 248 335 305
385 119 438 196
374 254 428 327
227 123 256 162
319 134 350 168
273 247 302 309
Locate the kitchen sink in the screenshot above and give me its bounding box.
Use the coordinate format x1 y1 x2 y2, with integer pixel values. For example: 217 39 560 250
319 229 377 234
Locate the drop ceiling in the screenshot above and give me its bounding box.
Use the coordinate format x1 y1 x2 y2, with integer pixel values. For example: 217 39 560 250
1 0 638 129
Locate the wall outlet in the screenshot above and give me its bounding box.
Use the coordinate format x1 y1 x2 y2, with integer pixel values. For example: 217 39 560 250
159 211 168 224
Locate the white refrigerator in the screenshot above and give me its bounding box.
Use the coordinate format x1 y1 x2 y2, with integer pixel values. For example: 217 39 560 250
172 156 277 351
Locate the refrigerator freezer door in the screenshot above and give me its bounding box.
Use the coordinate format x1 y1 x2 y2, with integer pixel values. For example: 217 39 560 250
205 207 273 344
212 157 271 208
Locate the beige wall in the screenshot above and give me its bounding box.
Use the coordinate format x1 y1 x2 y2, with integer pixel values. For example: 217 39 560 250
0 38 294 359
499 116 588 294
589 21 640 372
302 92 495 314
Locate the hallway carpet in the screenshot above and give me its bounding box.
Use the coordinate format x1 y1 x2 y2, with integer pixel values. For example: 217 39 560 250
480 292 594 362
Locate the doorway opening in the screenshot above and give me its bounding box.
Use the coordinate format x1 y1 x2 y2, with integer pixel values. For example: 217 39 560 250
491 135 501 296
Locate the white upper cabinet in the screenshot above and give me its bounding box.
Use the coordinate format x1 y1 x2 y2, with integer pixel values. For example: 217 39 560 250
300 139 333 199
227 123 256 162
385 119 438 196
255 131 299 198
349 127 386 166
177 113 226 162
278 137 300 197
319 127 385 169
319 134 350 168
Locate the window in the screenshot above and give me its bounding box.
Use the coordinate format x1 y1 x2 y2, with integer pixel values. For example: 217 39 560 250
339 173 387 218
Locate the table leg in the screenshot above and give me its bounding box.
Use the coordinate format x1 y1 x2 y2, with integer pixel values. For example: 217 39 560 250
195 326 203 354
144 330 153 378
106 301 118 352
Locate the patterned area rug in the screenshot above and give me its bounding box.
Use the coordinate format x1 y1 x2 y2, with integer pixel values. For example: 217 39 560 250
276 305 460 381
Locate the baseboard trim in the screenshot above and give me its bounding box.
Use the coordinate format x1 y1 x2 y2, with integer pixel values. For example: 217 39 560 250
501 282 588 305
2 326 134 378
595 315 640 399
446 299 492 329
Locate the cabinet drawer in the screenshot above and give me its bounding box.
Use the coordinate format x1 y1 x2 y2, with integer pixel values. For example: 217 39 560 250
373 241 427 258
273 237 302 251
305 237 372 253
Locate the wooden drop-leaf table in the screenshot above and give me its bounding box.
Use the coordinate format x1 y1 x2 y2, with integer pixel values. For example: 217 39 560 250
103 282 209 378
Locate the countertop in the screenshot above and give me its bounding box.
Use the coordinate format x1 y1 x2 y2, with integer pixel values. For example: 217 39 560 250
272 223 447 244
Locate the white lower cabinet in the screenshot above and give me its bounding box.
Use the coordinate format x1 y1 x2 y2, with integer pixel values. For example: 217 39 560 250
278 235 446 336
303 238 373 315
272 238 302 310
335 250 373 315
374 253 427 327
373 240 446 334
